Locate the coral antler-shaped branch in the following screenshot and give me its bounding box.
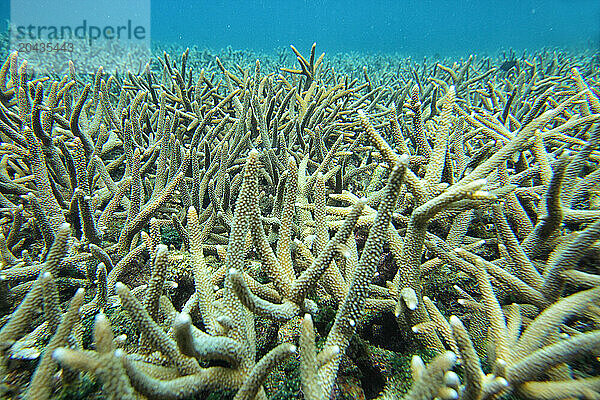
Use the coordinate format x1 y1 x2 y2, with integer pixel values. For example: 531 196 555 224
281 43 325 91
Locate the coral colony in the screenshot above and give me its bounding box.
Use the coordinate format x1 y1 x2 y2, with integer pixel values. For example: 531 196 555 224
0 42 599 400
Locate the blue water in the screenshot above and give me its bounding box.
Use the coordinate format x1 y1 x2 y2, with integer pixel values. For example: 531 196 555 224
149 0 600 56
2 0 599 57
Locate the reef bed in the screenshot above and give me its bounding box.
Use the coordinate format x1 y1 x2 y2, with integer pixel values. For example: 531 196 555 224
0 43 599 400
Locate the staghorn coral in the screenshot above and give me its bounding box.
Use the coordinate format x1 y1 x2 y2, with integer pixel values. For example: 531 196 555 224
0 42 597 400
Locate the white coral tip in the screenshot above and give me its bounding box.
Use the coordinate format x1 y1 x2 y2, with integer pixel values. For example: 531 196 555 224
52 348 67 361
444 371 460 388
176 312 191 326
95 313 108 324
443 351 458 364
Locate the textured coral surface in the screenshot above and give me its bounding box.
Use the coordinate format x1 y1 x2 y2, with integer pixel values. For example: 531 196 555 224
0 43 599 400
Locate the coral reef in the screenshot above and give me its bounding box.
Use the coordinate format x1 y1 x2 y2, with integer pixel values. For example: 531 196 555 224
0 42 599 400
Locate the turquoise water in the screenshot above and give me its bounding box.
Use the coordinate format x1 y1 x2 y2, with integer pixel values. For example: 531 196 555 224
2 0 599 56
149 0 600 56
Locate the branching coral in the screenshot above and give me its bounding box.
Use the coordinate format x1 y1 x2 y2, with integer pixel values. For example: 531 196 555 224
0 43 598 400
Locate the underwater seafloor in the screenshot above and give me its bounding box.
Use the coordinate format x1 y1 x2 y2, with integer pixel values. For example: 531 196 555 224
0 37 599 400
